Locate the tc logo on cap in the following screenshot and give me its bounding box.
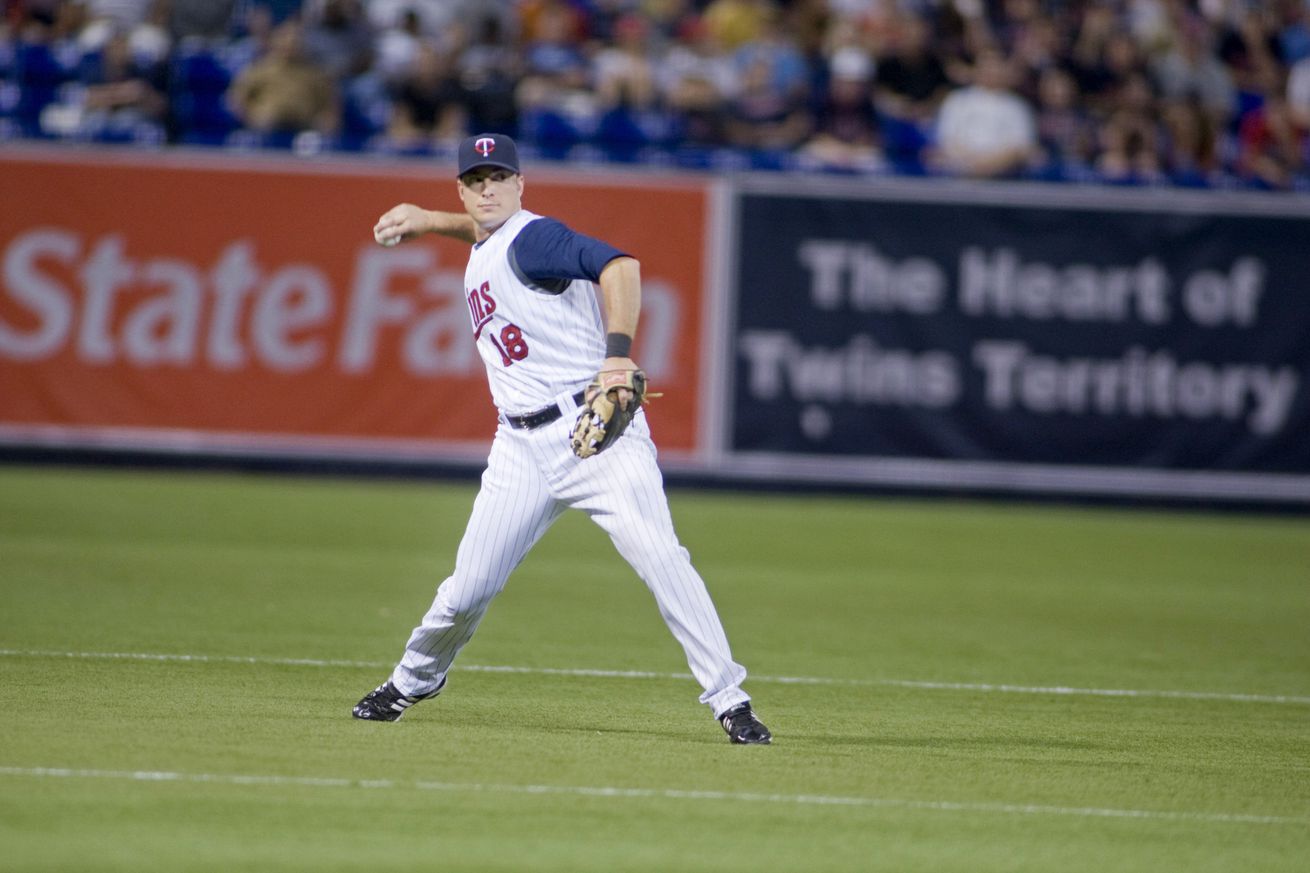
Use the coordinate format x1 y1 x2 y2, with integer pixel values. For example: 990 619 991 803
458 133 519 176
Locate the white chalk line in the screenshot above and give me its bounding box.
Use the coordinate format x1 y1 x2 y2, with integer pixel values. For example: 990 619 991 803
2 648 1308 706
0 766 1303 827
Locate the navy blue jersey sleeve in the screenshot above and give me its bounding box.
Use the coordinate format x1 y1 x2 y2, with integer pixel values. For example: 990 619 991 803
508 217 629 293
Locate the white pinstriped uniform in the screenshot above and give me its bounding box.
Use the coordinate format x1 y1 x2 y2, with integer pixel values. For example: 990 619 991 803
465 210 606 412
388 210 751 717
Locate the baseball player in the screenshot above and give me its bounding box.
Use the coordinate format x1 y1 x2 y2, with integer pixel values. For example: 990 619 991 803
352 133 771 745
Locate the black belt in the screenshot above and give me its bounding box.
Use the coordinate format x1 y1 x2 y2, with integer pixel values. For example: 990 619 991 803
504 390 586 430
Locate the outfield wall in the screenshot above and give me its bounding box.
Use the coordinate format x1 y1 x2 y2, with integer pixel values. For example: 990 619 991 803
3 146 1308 503
0 147 709 464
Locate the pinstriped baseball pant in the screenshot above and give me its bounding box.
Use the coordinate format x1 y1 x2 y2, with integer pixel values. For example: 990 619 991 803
390 409 751 718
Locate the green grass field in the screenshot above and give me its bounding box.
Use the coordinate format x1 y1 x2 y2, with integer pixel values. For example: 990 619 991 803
1 464 1307 872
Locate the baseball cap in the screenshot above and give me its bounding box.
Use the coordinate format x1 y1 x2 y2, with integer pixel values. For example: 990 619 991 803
457 133 520 177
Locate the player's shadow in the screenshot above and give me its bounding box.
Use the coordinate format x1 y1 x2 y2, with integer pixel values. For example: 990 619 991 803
540 721 713 743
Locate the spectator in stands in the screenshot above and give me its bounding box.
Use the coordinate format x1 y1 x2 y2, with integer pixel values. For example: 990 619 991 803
723 12 812 154
1010 8 1065 81
800 45 883 171
372 6 422 83
656 14 736 147
993 0 1049 60
1094 107 1163 184
1277 0 1310 67
1093 69 1164 184
515 0 595 151
78 0 169 63
1217 6 1285 108
8 1 66 32
1071 27 1151 116
731 5 809 106
1286 48 1310 130
383 41 466 150
873 13 951 165
724 55 812 153
1160 95 1220 186
252 1 308 25
39 25 166 139
783 0 836 64
724 4 811 151
302 0 372 83
228 18 339 137
80 27 166 122
301 0 378 147
640 0 697 44
592 13 669 158
937 0 998 79
1236 88 1307 189
1033 65 1095 176
1067 2 1118 81
1152 16 1235 127
367 0 502 45
455 12 521 135
593 13 658 113
225 3 276 72
701 0 765 53
5 0 1310 190
1124 0 1172 51
168 0 237 43
518 0 587 91
79 0 149 36
930 48 1039 179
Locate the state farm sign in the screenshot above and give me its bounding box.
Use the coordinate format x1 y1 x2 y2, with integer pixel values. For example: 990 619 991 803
2 229 475 374
0 152 708 453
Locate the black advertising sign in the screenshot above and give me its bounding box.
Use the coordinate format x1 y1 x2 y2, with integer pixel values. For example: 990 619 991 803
729 185 1310 500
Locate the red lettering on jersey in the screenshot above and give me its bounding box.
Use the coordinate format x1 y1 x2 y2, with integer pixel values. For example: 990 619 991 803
467 281 496 338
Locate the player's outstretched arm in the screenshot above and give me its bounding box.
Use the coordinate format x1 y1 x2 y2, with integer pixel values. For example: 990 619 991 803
373 203 478 246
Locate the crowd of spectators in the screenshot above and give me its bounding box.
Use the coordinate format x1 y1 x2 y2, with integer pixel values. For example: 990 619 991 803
4 0 1310 190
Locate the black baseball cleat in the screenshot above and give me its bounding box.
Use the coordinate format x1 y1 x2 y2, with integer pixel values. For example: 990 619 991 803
352 680 441 722
719 702 772 745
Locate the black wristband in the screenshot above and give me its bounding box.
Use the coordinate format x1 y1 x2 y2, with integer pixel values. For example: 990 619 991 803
605 332 633 358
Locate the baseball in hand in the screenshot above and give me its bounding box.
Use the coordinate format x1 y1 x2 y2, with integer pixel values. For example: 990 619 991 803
375 231 400 247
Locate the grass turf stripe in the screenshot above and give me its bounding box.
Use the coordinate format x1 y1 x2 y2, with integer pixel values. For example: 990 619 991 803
3 648 1308 706
0 766 1303 827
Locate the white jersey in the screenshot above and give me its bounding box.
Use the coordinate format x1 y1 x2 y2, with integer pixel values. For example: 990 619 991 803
464 209 606 414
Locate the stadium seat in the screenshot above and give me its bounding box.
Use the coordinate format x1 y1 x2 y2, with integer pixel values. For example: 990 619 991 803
338 85 389 152
593 106 678 164
0 82 19 119
0 37 14 79
171 45 239 145
224 127 298 151
12 41 73 137
519 107 587 161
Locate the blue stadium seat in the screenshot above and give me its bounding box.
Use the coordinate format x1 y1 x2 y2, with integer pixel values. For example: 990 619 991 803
593 107 677 164
12 41 73 137
877 112 930 165
223 128 301 151
83 115 167 146
519 108 586 161
0 82 19 118
364 135 434 158
74 48 103 84
338 86 389 152
171 46 239 144
0 38 14 79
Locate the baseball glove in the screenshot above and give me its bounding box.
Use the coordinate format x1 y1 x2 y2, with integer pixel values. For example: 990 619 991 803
570 368 649 458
